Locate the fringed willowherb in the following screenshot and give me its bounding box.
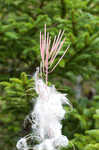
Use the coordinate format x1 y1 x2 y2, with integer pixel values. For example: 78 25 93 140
16 25 71 150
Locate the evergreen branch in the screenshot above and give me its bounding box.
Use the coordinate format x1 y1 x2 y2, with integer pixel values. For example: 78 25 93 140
66 45 89 68
60 0 66 19
72 10 78 36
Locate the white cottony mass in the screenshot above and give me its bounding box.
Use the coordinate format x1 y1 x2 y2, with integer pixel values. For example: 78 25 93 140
16 68 70 150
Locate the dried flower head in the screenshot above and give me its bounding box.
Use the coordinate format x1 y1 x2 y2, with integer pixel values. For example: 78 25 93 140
40 24 70 84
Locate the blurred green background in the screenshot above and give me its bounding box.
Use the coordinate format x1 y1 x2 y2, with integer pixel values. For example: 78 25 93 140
0 0 99 149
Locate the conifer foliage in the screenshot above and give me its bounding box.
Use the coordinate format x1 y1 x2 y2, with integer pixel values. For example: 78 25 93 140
0 0 99 150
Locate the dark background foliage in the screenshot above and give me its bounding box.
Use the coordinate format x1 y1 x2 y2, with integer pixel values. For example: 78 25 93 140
0 0 99 150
